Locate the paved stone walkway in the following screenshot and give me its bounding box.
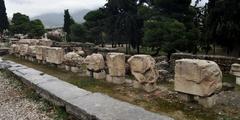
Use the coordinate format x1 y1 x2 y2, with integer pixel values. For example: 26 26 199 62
0 72 53 120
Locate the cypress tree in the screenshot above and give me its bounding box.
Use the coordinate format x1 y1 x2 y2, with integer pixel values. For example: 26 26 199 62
0 0 9 34
63 9 75 42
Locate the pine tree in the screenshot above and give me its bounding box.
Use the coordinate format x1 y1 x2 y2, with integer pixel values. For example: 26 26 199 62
0 0 9 34
63 9 75 42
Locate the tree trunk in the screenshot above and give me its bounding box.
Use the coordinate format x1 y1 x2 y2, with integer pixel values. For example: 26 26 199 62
137 45 140 54
151 48 161 56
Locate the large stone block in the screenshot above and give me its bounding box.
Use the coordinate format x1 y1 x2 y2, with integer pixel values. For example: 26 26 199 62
230 63 240 77
64 52 84 66
106 53 125 77
9 44 20 54
128 55 159 92
36 46 50 60
28 46 36 56
18 39 39 45
38 39 53 46
84 53 105 72
46 47 64 64
175 59 222 97
236 77 240 86
19 44 29 56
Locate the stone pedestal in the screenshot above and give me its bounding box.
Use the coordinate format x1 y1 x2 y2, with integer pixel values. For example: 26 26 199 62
46 47 64 64
194 95 218 108
57 64 65 69
230 64 240 86
106 75 125 84
236 77 240 86
42 60 47 65
71 67 79 73
65 65 71 71
178 93 194 102
93 71 106 80
106 53 126 84
86 70 93 77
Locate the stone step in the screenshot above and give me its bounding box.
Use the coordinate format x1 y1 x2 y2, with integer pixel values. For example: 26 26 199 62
0 60 173 120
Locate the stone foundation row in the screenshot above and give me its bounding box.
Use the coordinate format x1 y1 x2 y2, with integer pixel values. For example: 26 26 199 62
0 60 173 120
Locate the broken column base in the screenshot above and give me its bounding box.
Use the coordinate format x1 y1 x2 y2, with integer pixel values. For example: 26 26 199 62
177 93 194 102
194 94 218 108
28 56 36 62
42 60 47 65
86 70 93 77
93 70 106 80
177 92 218 108
133 81 157 93
236 77 240 86
37 60 42 64
71 66 79 73
65 65 71 71
57 64 65 69
106 75 125 84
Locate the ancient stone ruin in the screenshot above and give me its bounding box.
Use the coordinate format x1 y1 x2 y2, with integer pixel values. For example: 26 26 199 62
128 55 159 92
106 53 126 84
230 63 240 85
46 47 64 65
64 52 84 73
174 59 223 107
9 38 235 109
84 53 106 80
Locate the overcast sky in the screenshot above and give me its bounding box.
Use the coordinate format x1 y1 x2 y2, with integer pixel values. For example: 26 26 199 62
5 0 208 17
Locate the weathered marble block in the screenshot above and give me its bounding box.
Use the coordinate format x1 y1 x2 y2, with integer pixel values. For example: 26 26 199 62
64 52 84 66
128 55 159 92
28 46 36 57
38 39 53 46
175 59 222 97
46 47 64 64
36 46 49 61
84 53 105 72
230 63 240 85
10 44 20 54
106 53 125 77
19 44 29 56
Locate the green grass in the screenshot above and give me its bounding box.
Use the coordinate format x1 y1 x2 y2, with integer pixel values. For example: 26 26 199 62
3 55 237 120
223 74 236 84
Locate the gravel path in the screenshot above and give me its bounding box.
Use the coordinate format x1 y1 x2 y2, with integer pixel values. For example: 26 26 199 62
0 72 54 120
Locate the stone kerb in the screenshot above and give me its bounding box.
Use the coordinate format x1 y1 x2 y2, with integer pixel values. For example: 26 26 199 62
0 60 173 120
106 53 126 84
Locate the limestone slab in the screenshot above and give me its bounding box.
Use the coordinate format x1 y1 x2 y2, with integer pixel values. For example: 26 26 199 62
66 93 173 120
